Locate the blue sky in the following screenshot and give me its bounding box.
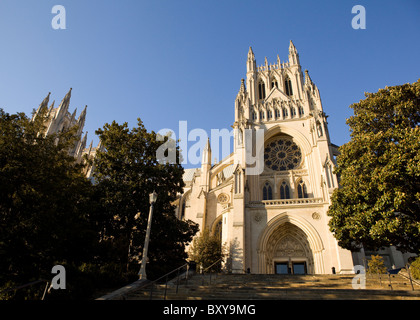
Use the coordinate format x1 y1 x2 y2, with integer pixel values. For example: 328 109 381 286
0 0 419 168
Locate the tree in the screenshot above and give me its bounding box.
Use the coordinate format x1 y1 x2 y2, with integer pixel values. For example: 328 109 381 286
92 119 198 279
188 228 225 272
328 79 420 254
0 108 96 298
367 255 387 274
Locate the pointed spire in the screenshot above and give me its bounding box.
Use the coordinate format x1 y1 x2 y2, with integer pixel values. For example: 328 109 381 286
289 40 297 54
247 46 255 60
304 69 313 86
239 78 246 93
40 92 51 109
47 100 55 117
78 105 87 123
264 57 268 66
247 46 256 72
76 105 87 136
56 88 72 119
201 138 211 166
277 54 281 66
70 108 77 123
288 40 300 66
33 92 51 120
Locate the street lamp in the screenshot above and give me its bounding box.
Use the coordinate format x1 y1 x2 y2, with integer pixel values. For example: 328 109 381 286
139 190 158 280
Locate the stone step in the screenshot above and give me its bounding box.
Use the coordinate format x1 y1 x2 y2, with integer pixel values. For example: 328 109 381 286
124 273 420 300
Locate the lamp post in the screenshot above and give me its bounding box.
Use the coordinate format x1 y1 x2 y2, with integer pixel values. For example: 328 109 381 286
139 191 158 280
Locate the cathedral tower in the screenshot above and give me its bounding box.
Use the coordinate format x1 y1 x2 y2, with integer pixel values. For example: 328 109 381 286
180 42 355 274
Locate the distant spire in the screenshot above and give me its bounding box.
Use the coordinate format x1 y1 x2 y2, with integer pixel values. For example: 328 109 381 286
304 69 313 86
78 105 87 122
247 46 256 72
56 88 72 119
76 105 87 136
70 108 77 123
288 40 299 65
33 92 51 120
247 46 255 60
239 78 246 93
201 138 211 166
289 40 297 54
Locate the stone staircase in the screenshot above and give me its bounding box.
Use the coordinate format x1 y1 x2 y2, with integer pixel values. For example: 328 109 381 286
125 272 420 300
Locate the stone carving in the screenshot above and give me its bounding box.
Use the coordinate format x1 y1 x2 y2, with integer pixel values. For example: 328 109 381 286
276 236 305 257
264 137 302 171
217 193 229 204
254 212 263 223
312 212 321 220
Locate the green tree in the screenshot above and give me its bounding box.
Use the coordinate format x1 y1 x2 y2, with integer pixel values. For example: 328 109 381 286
188 228 225 272
409 256 420 280
0 108 96 298
367 255 387 274
328 79 420 254
92 119 198 279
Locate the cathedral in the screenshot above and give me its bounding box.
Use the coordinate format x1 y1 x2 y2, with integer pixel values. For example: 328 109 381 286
31 87 101 179
31 41 414 275
176 41 413 274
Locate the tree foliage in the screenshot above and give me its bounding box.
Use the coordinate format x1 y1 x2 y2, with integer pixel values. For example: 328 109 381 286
328 79 420 254
92 119 198 278
0 108 96 298
367 255 387 274
188 228 225 272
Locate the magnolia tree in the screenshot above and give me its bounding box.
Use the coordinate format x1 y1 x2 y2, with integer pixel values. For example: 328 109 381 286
328 79 420 254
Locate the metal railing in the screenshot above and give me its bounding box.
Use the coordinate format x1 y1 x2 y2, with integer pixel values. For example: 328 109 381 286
364 262 420 291
0 279 50 300
200 258 223 285
145 263 191 300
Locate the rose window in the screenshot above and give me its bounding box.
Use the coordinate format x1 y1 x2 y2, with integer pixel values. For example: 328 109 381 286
264 138 302 171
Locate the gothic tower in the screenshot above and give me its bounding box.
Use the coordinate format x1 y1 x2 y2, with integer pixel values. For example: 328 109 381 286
179 42 355 274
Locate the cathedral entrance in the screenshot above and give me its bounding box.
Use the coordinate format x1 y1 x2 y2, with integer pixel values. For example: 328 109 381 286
275 261 307 274
257 214 324 274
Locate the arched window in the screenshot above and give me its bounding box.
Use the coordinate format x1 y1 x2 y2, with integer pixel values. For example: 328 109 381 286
317 121 323 137
275 109 281 119
285 76 293 96
271 79 278 89
279 181 290 199
291 107 297 118
298 106 305 117
282 107 288 118
258 81 266 100
214 218 222 240
259 110 265 120
267 110 273 120
252 111 257 120
297 180 308 198
263 182 273 200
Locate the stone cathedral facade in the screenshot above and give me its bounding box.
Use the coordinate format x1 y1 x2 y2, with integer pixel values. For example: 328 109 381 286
176 41 412 275
31 88 101 178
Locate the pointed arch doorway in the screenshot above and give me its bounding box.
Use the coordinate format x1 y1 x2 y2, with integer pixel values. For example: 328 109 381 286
257 213 324 274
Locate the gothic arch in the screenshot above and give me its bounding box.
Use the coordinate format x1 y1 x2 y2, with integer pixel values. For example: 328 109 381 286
263 125 312 157
257 212 324 274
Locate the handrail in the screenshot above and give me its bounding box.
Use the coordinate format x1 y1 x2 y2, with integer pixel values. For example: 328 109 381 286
202 258 223 273
144 263 190 300
0 279 50 300
201 258 223 285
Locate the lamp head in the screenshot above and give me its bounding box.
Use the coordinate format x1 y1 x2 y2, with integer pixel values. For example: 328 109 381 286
149 191 158 204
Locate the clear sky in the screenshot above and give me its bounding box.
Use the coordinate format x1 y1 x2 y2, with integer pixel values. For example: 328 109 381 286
0 0 419 168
